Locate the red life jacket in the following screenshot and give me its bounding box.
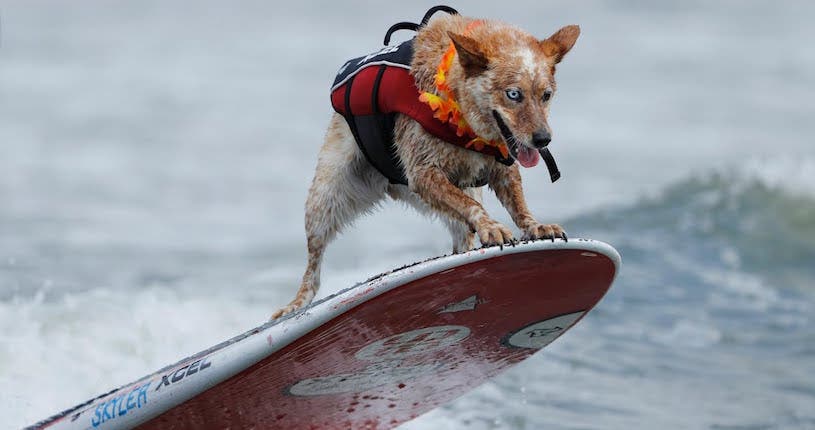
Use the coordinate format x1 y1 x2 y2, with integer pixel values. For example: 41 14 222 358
330 39 513 185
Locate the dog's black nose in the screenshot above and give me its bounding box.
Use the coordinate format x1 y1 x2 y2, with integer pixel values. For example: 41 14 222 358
532 130 551 148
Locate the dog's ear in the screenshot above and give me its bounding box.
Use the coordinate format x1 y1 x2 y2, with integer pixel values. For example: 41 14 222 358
540 25 580 64
448 31 489 76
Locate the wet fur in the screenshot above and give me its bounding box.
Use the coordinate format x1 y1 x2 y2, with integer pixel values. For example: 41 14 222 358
272 14 579 318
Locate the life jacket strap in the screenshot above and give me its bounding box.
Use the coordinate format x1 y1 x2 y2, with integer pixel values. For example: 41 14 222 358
383 6 460 46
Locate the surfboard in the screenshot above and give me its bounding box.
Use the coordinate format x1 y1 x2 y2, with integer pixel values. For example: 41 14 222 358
28 238 620 430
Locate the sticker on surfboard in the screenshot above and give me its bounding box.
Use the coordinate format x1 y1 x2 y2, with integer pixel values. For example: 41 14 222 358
503 311 585 349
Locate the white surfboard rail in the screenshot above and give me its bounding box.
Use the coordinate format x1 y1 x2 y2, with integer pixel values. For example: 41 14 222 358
27 238 620 430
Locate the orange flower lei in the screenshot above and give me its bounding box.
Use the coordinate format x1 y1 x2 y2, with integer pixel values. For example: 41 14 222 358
418 23 509 158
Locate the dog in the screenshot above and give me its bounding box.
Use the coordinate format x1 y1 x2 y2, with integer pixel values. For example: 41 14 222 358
272 8 579 319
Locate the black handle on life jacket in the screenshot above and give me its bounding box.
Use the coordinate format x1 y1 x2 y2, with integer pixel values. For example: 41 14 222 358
421 5 459 25
383 5 460 45
383 22 420 45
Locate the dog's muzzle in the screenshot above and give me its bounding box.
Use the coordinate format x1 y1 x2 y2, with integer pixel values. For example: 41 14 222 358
532 130 551 148
492 110 561 183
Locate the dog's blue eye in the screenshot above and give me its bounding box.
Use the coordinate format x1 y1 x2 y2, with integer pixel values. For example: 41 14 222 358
542 90 553 102
505 89 523 102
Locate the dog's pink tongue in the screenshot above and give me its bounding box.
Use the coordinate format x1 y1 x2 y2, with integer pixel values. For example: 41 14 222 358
517 145 540 168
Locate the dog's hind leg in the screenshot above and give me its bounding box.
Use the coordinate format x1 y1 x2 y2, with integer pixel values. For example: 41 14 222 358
271 115 387 319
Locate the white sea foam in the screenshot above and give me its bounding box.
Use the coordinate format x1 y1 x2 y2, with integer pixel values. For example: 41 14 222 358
0 286 271 428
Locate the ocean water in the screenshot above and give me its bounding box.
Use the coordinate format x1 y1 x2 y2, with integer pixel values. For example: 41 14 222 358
1 1 814 429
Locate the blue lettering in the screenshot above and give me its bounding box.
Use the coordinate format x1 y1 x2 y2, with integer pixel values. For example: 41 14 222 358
110 397 119 418
103 398 114 422
137 382 150 407
91 403 104 427
126 389 137 410
117 394 128 416
89 382 152 428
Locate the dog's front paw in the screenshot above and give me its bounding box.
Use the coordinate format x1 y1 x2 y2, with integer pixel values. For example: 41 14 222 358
522 223 568 242
476 219 515 248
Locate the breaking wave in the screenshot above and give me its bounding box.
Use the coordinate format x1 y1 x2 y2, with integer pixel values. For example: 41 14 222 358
571 157 815 290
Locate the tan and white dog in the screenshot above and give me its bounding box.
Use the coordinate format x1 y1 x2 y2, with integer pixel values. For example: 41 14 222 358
272 13 579 318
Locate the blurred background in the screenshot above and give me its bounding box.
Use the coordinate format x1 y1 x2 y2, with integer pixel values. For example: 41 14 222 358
1 1 813 428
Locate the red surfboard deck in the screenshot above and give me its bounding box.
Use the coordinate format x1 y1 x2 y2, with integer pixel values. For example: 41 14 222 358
30 239 619 430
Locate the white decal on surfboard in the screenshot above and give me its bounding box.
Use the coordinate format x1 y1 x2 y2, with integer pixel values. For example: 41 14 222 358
288 326 470 396
287 360 444 396
355 325 470 361
438 295 481 314
504 312 585 349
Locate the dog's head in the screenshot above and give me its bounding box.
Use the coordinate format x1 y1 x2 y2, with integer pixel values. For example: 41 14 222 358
447 24 580 168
